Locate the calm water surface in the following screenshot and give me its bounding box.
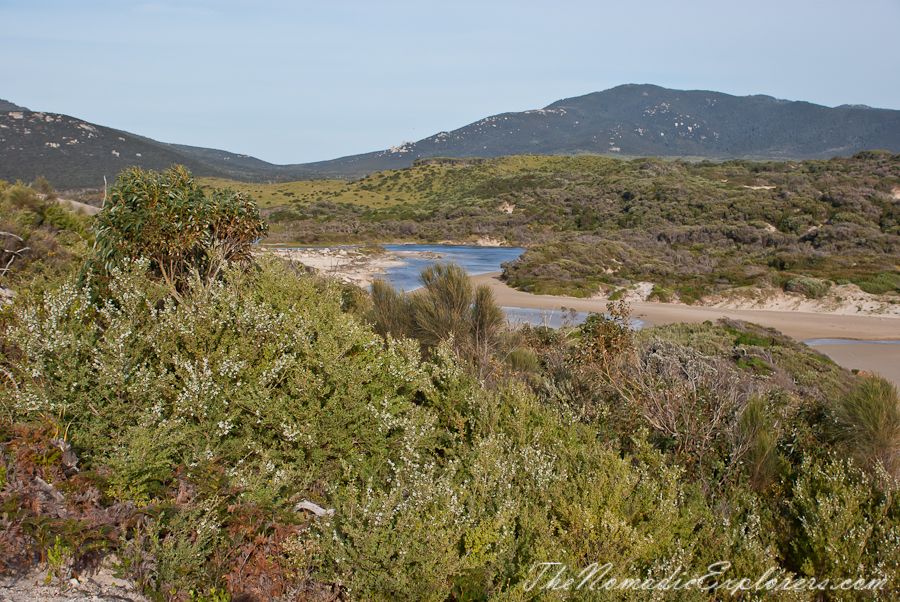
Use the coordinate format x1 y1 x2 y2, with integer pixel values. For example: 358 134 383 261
503 307 645 330
378 244 525 291
373 245 647 328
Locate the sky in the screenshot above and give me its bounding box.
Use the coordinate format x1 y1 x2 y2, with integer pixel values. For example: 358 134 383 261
2 0 899 165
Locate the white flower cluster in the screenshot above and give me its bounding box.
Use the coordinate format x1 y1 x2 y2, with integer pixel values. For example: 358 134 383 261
519 440 565 490
378 336 431 390
280 420 315 446
172 356 223 419
367 397 410 435
216 357 246 380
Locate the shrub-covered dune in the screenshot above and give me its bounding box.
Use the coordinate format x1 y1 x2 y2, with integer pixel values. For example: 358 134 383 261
1 169 899 601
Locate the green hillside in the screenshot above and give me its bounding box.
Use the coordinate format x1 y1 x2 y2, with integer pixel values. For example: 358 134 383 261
234 151 900 301
293 85 900 175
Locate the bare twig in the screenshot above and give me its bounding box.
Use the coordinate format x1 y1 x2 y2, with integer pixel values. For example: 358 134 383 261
1 247 29 278
294 500 335 517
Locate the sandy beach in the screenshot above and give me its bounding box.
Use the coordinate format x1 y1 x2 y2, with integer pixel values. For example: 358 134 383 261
472 272 900 384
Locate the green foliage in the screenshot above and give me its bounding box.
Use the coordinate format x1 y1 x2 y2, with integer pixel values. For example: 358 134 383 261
647 284 674 302
44 536 72 586
785 277 830 299
32 176 53 196
412 262 477 347
371 262 505 375
188 587 230 602
786 454 900 589
734 331 776 348
504 348 539 374
857 272 900 295
740 397 779 491
6 185 41 211
0 179 92 289
737 356 773 375
832 375 900 479
3 230 897 599
6 257 439 488
93 166 267 294
370 277 414 340
104 423 180 506
576 300 634 365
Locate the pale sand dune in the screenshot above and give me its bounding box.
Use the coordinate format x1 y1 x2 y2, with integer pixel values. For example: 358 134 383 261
471 272 900 384
264 247 449 288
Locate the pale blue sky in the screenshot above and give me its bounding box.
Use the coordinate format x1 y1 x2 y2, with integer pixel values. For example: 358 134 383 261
2 0 898 164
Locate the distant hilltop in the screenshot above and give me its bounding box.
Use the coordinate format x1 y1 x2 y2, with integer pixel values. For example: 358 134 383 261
2 84 899 188
305 84 900 177
0 99 27 112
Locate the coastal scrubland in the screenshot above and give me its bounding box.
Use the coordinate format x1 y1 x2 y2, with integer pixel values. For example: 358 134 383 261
1 168 899 600
206 151 900 305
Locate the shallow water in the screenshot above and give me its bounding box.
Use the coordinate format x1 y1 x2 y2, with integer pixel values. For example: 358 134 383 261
377 244 525 291
503 306 645 330
368 244 653 329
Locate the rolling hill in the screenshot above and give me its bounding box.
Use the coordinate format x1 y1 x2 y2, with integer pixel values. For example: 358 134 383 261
2 84 899 188
0 106 242 188
307 84 900 176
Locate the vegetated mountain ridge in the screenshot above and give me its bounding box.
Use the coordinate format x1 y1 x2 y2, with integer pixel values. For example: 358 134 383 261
0 108 247 188
157 142 324 182
0 104 333 188
0 99 26 112
3 84 899 187
309 84 900 176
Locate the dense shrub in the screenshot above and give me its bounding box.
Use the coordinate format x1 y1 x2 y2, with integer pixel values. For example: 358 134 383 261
0 179 92 289
7 257 434 486
2 249 897 599
4 257 453 596
93 166 267 295
786 277 830 299
857 272 900 295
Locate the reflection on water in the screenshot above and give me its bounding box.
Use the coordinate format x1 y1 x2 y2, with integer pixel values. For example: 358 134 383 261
377 244 525 291
503 306 645 330
371 245 650 330
804 339 900 346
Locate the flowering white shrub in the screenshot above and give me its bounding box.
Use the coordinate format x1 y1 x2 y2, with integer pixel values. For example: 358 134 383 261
5 255 898 600
6 257 438 486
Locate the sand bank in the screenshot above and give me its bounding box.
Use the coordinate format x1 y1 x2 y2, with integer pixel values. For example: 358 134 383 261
471 272 900 384
257 249 900 383
264 247 443 288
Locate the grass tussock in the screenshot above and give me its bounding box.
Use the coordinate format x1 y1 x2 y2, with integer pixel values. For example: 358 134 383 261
833 375 900 479
371 262 504 378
